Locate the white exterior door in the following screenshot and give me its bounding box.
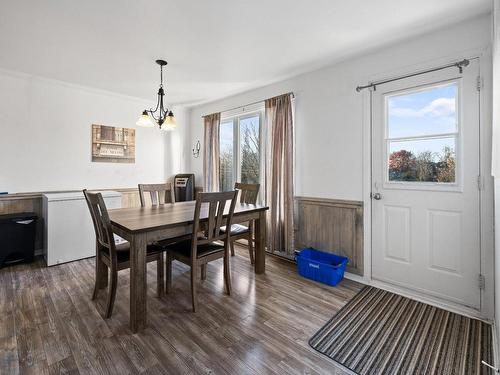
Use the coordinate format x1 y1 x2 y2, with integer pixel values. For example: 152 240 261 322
371 59 481 309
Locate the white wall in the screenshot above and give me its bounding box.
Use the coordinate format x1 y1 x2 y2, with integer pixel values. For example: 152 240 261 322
187 15 492 201
164 104 191 181
0 69 184 193
186 14 494 318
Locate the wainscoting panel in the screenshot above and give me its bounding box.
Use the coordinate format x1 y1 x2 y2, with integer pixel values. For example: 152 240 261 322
117 188 142 208
294 197 363 276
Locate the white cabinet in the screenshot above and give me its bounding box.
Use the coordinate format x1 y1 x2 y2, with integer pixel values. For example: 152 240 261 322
42 191 122 266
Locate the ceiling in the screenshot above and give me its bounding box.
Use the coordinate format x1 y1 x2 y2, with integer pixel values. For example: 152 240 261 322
0 0 491 106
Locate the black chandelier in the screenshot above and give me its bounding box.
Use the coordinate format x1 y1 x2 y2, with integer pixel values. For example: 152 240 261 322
136 59 176 130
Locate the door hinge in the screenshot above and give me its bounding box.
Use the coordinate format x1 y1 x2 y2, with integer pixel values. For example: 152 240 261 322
478 274 485 290
476 76 483 91
477 175 482 190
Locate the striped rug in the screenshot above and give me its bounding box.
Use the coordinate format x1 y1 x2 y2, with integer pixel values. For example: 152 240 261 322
309 287 492 375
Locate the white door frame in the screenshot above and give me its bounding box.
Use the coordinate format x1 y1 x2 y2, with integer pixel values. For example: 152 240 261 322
358 48 494 321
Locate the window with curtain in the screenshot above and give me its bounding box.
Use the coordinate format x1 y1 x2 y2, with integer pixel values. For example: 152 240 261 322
210 93 294 256
219 108 264 196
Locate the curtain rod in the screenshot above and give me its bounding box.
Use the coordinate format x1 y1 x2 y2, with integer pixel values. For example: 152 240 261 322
201 92 294 118
355 59 472 92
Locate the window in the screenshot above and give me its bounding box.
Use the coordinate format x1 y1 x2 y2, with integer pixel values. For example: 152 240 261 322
219 120 234 192
386 82 458 184
239 116 261 185
219 110 263 195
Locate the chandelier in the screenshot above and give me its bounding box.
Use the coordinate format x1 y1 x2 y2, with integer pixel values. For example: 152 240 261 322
136 59 176 130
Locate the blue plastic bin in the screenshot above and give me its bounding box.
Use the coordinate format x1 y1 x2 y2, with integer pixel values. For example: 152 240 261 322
296 248 348 286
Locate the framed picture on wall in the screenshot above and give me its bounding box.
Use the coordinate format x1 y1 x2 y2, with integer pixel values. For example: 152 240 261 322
91 124 135 163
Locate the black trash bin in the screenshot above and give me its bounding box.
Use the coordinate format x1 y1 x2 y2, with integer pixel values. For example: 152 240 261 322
0 212 37 268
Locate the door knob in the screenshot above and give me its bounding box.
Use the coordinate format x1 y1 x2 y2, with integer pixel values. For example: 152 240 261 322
372 192 382 200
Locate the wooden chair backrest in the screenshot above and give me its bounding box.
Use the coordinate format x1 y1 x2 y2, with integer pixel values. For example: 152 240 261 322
191 191 238 255
138 183 175 207
83 190 117 258
234 182 260 204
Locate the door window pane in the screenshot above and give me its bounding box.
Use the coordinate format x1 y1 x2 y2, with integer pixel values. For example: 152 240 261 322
388 83 457 138
219 121 234 191
386 82 459 184
239 116 260 185
388 137 456 182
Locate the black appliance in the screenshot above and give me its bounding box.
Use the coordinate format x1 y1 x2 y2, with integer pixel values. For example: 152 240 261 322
0 212 37 268
174 174 195 201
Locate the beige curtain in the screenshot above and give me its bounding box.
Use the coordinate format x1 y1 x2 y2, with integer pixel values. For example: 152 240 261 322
203 113 220 192
265 93 294 256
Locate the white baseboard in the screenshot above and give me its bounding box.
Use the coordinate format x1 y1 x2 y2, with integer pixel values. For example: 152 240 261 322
343 271 367 284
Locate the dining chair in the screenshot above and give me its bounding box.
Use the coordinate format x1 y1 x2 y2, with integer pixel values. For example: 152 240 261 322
221 182 260 264
138 183 189 249
138 182 175 206
164 190 238 312
83 189 164 319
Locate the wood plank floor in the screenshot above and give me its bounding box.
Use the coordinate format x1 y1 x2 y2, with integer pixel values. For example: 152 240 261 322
0 245 363 375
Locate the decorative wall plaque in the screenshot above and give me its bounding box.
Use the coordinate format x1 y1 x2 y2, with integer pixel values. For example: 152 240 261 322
91 124 135 163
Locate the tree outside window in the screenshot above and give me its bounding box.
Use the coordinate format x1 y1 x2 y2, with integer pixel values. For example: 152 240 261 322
219 112 262 194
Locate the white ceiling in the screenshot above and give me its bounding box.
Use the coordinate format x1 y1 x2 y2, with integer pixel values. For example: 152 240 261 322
0 0 491 106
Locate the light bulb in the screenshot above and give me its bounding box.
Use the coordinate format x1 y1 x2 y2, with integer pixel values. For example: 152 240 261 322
164 111 177 129
136 110 155 128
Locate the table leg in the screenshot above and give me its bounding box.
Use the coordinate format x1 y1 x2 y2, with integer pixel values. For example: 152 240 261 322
254 211 266 274
129 233 148 333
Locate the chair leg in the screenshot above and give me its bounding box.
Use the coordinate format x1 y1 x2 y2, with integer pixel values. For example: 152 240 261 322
93 250 107 300
223 253 232 296
200 264 207 280
190 264 198 312
230 240 235 256
92 252 101 300
157 252 164 298
104 267 118 319
166 253 172 294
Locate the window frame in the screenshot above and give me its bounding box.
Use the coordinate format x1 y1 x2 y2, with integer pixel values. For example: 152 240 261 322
219 108 265 200
382 79 462 192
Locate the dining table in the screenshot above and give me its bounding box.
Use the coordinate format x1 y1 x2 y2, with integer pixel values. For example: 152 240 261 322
108 200 268 332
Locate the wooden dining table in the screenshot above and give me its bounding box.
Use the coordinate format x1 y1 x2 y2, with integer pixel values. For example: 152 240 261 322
108 200 268 332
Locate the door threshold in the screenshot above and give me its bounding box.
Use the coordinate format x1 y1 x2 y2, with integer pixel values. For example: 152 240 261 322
344 273 491 323
372 278 490 322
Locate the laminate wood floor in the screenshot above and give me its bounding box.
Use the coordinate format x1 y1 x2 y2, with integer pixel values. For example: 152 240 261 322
0 245 363 375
